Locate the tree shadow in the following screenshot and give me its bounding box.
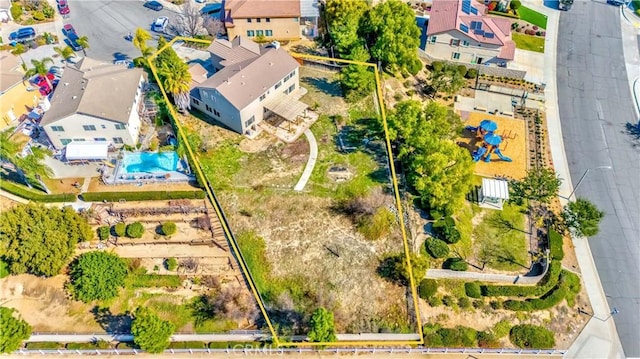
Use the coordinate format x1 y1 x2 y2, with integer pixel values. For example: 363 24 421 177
495 253 529 270
624 122 640 146
488 215 530 234
300 77 342 97
91 306 132 334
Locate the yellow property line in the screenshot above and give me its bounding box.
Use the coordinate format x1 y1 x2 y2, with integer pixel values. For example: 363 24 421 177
148 38 423 346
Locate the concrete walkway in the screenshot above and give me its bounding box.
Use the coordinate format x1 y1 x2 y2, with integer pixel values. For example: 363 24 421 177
524 1 626 358
293 129 318 192
426 269 541 285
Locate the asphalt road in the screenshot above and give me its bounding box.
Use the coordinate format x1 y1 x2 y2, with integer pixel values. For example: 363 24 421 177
63 0 180 62
556 2 640 357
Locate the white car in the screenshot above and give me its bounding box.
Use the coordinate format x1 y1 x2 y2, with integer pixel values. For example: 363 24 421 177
152 16 169 33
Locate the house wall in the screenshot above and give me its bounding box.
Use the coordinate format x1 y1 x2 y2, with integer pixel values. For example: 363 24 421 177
425 30 503 64
44 114 137 149
227 17 301 41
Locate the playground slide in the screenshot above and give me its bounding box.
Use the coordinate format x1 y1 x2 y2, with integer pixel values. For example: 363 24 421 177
472 146 487 162
494 149 512 162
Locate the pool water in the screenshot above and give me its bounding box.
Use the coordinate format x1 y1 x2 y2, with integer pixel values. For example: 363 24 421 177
121 152 179 174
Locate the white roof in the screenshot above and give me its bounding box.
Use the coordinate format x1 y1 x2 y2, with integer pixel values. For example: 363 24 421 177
65 142 109 160
482 178 509 200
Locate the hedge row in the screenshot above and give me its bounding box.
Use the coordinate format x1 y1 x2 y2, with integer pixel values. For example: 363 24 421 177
481 261 561 297
25 342 63 349
81 190 205 202
548 229 564 260
502 270 581 311
1 181 76 203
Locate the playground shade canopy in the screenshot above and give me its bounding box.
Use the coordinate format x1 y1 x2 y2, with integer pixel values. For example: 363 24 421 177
65 142 109 161
479 119 498 132
484 133 503 146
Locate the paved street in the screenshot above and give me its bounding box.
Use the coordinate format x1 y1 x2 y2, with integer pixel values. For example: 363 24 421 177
556 2 640 357
64 0 181 62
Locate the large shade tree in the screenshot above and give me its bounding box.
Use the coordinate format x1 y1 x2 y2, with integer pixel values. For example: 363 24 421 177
0 204 93 277
131 307 175 353
324 0 368 56
69 251 129 302
562 198 604 237
0 307 31 353
0 129 53 189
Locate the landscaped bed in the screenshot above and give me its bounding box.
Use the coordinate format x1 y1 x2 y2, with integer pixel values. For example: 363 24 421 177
512 33 545 53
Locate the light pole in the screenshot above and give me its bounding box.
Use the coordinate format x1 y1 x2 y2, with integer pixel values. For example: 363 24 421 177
566 165 612 199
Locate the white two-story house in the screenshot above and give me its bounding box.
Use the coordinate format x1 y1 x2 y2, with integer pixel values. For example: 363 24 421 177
41 58 145 149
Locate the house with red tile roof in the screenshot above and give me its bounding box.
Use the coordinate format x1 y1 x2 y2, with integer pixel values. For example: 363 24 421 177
425 0 516 65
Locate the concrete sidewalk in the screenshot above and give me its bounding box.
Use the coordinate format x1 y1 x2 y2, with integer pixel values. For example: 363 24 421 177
426 269 542 284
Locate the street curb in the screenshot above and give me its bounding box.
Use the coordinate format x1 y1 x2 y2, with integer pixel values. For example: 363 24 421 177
633 77 640 120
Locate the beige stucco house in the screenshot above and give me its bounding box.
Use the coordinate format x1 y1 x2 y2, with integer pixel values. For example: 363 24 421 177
223 0 302 41
41 58 145 149
189 37 303 136
426 0 515 65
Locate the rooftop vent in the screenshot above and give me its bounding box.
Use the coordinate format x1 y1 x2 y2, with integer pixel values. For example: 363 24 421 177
72 96 77 99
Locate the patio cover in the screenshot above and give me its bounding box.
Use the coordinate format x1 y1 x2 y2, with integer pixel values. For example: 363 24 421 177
481 178 509 200
65 142 109 161
263 93 308 122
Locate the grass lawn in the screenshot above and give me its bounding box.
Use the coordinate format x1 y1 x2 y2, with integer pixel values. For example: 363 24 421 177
473 203 528 271
518 6 548 29
512 33 545 53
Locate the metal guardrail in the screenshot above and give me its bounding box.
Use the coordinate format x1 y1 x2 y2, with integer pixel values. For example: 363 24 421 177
16 347 567 356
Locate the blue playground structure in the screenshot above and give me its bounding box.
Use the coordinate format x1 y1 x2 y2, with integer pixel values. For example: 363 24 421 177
466 120 513 163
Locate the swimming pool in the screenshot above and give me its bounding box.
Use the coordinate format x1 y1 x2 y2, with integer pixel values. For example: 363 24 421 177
121 152 179 174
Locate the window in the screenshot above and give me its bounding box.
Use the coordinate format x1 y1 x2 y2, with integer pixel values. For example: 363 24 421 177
73 138 86 142
265 29 273 37
275 81 282 90
288 84 295 93
266 18 270 22
51 125 64 132
115 123 126 130
429 36 437 44
94 138 107 141
61 139 72 145
247 18 252 23
450 39 460 46
256 18 261 23
213 109 220 117
83 125 96 131
260 94 266 101
294 17 298 22
452 52 461 60
101 125 106 129
205 104 212 112
462 40 469 47
245 116 255 128
256 30 264 36
112 137 124 144
247 30 255 37
193 98 200 105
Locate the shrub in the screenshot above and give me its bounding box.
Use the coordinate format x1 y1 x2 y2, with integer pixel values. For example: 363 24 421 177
428 296 442 307
97 226 110 241
490 300 503 310
548 229 564 260
10 4 22 20
408 58 423 76
465 282 482 298
357 208 395 240
477 331 500 348
456 64 468 76
492 320 512 338
442 295 455 307
165 257 178 271
418 279 438 299
82 190 205 202
431 61 444 72
443 257 468 271
32 11 45 21
481 261 561 297
425 238 450 258
458 297 471 309
510 324 555 349
510 0 522 9
42 3 55 18
464 68 478 79
0 180 75 202
25 342 62 349
126 222 145 238
433 217 461 244
472 299 483 309
114 222 126 237
161 222 177 236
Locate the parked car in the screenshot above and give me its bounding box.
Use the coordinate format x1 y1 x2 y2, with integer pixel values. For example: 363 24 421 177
62 24 76 37
49 66 64 78
143 1 163 11
30 73 56 87
152 16 169 32
606 0 624 5
58 0 70 15
9 27 36 42
66 36 83 51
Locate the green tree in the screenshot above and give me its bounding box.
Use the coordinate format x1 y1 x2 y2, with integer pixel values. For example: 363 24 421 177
161 222 177 236
126 222 145 238
562 198 604 237
133 27 154 58
510 324 555 349
418 278 438 299
54 45 75 62
377 252 428 286
510 167 561 205
69 251 128 302
428 63 467 97
156 46 192 111
308 307 337 343
131 307 175 353
324 0 368 56
25 57 54 90
165 257 178 271
113 222 126 237
0 307 31 353
0 204 92 277
425 237 450 258
97 226 110 241
339 44 374 101
75 36 90 56
510 0 522 10
0 129 53 189
362 0 421 72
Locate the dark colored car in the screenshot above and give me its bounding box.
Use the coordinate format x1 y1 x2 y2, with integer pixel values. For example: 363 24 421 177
62 24 76 37
58 0 70 15
9 27 36 42
143 1 163 11
66 36 83 51
606 0 624 5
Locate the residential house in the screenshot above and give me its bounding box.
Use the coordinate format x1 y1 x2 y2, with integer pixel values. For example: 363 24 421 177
0 0 12 23
41 58 145 149
0 51 38 129
189 36 304 136
425 0 516 65
223 0 302 41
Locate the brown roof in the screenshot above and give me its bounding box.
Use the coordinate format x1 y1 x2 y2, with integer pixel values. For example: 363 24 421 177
40 58 144 126
196 45 299 110
225 0 300 18
0 51 24 94
498 40 516 60
207 36 264 67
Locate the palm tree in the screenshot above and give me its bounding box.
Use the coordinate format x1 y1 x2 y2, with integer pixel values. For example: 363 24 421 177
0 129 53 191
76 36 90 56
132 28 153 58
54 45 75 62
158 60 192 111
25 57 54 90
